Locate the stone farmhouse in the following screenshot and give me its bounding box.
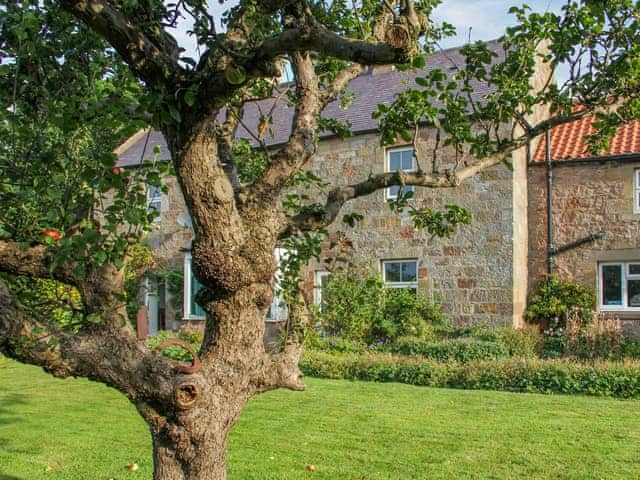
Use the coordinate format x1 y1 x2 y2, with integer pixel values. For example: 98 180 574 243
529 115 640 335
115 41 639 338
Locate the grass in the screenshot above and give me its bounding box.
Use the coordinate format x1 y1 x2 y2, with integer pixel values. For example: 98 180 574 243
1 359 640 479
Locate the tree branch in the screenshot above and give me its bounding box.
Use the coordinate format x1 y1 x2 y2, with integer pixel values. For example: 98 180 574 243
59 0 183 90
0 277 175 406
246 51 321 201
0 240 76 286
280 107 600 236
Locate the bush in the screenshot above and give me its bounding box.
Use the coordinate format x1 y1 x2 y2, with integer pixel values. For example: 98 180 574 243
524 276 595 328
379 337 508 362
564 310 623 360
299 350 640 399
304 335 367 354
146 329 203 362
318 269 445 343
431 324 495 340
493 326 543 358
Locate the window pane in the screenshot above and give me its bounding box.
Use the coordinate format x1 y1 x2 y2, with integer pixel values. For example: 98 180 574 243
602 265 622 306
629 280 640 307
190 269 206 317
401 150 413 170
388 185 400 197
401 261 417 282
389 152 401 171
384 262 401 282
630 264 640 275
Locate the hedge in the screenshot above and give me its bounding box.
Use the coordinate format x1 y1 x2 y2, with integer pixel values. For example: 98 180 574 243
381 337 508 361
300 350 640 399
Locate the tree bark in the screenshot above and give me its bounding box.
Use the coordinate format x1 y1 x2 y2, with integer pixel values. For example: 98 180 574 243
150 416 236 480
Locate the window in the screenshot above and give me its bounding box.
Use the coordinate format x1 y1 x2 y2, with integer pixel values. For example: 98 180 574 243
314 271 331 313
382 259 418 293
599 262 640 310
386 147 415 199
266 248 288 322
183 254 206 320
147 185 162 220
635 169 640 213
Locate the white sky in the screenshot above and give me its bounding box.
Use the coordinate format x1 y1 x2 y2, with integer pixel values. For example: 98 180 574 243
432 0 563 48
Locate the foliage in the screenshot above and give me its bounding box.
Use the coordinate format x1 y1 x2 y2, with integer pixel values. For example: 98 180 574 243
123 244 156 323
0 273 84 331
524 276 596 327
492 325 543 358
382 337 508 362
318 268 445 343
304 335 367 354
301 351 640 399
307 326 544 362
387 190 472 238
2 0 640 476
145 329 204 362
564 310 624 360
0 2 167 278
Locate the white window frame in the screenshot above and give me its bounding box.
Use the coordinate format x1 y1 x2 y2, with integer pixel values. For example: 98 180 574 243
266 248 288 322
385 147 416 200
183 253 206 320
314 271 331 312
634 169 640 214
381 259 419 291
599 261 640 312
147 185 162 221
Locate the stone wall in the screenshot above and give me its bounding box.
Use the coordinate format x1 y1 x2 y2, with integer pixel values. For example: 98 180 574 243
144 129 519 329
143 175 194 330
528 158 640 333
306 130 517 327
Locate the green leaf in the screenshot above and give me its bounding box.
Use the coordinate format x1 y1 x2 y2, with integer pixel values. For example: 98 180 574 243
86 313 102 324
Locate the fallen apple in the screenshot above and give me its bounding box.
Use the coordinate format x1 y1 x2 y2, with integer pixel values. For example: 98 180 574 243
128 463 139 471
305 464 315 472
41 229 61 241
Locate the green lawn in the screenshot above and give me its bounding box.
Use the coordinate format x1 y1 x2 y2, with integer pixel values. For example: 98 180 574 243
1 360 640 479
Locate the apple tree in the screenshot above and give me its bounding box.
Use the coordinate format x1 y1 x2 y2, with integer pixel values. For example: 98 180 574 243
1 0 639 479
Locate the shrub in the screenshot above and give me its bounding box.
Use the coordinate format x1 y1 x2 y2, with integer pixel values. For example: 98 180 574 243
318 269 445 343
304 335 367 354
431 324 495 340
146 330 202 362
378 337 507 362
493 326 543 358
564 310 623 360
1 273 83 331
524 276 595 328
299 350 640 399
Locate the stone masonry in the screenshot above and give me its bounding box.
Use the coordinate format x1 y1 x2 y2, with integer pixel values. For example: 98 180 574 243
528 158 640 334
305 129 518 327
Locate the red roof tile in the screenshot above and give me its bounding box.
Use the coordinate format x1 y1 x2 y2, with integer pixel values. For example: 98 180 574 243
533 114 640 161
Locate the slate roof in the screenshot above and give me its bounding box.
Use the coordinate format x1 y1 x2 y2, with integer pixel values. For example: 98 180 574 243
117 40 505 167
533 114 640 162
